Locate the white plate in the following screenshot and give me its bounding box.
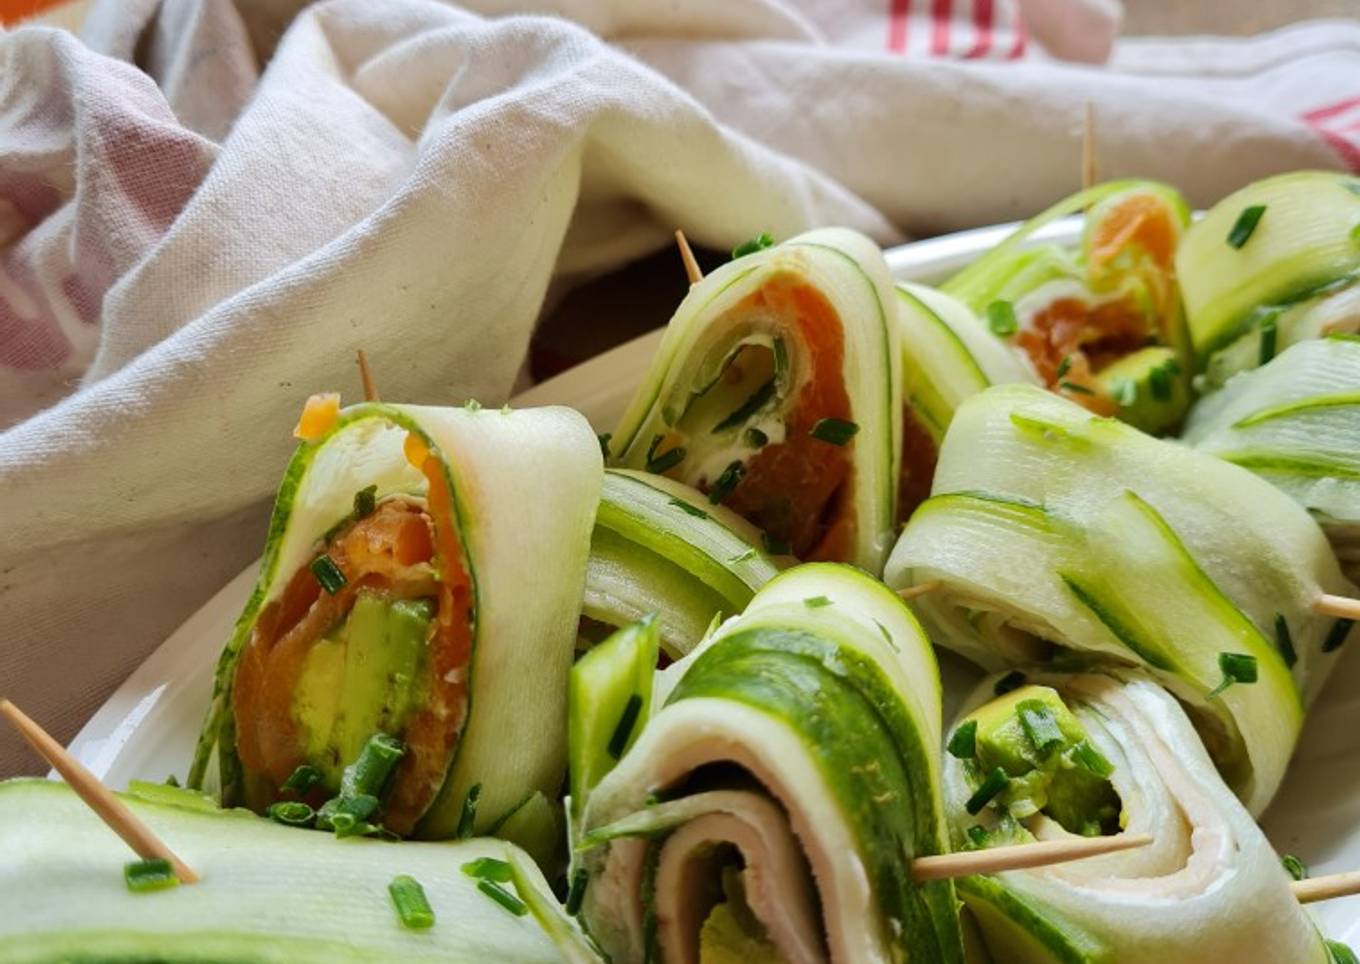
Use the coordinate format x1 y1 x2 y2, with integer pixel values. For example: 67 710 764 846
67 220 1360 940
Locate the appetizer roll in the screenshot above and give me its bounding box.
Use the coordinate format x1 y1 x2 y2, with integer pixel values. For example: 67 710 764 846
1176 171 1360 390
610 229 901 573
941 675 1331 964
1184 335 1360 581
574 564 964 964
943 181 1192 433
583 469 785 659
190 398 601 839
885 385 1358 813
0 779 565 962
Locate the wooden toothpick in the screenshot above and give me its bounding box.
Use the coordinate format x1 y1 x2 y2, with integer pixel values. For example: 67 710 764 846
898 580 942 602
913 833 1152 882
675 230 703 286
1293 871 1360 904
1082 101 1097 190
0 699 199 884
356 349 379 402
1315 594 1360 621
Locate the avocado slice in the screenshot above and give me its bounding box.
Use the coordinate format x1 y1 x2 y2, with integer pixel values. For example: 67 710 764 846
1093 346 1189 435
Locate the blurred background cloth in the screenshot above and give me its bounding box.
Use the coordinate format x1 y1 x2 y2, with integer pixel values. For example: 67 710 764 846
0 0 1357 775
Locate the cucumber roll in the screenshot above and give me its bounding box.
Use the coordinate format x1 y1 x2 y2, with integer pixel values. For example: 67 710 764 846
610 229 901 573
574 564 964 964
941 674 1330 964
189 397 601 839
885 385 1358 813
582 469 785 658
1184 335 1360 581
1176 171 1360 390
943 181 1192 434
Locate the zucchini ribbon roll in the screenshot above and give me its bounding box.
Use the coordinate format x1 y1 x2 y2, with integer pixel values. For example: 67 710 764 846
190 399 601 839
942 181 1191 433
583 469 785 658
1184 335 1360 581
1176 171 1360 390
941 675 1331 964
885 385 1358 813
610 229 901 573
575 564 964 964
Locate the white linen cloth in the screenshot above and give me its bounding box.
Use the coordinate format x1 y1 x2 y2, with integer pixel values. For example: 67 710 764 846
1 0 1357 774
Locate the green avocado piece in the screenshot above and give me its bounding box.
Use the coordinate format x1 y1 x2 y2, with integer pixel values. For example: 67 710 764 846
971 686 1085 777
1093 346 1189 435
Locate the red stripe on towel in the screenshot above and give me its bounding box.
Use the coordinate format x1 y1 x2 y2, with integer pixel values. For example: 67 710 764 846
964 0 994 58
931 0 952 55
888 0 911 52
1301 97 1360 173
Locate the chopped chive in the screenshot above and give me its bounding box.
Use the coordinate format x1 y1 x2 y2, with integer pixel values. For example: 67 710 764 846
310 555 347 594
809 417 859 446
266 800 316 827
874 619 898 652
1070 740 1114 779
124 858 179 894
1323 617 1355 654
731 232 774 259
965 767 1010 815
707 461 747 505
389 875 436 929
1207 651 1258 698
319 793 379 838
1258 317 1278 365
761 532 790 555
645 444 686 474
1059 380 1094 396
713 380 776 433
946 720 977 760
1018 700 1065 757
803 595 833 609
743 427 769 448
607 694 644 760
461 857 512 882
727 548 757 564
1110 378 1137 408
1274 613 1298 668
163 774 180 787
597 433 612 459
1226 204 1266 249
1329 940 1359 964
341 732 406 800
994 670 1026 696
565 868 589 916
464 399 482 413
1148 362 1174 401
478 879 528 917
455 784 482 839
1055 355 1072 379
986 300 1018 336
669 498 708 519
965 825 989 848
1282 853 1309 881
353 484 377 520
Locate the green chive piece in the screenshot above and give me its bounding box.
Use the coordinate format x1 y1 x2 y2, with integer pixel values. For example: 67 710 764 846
727 548 757 564
809 417 859 446
1110 378 1137 407
1059 380 1094 396
714 380 776 433
597 433 612 459
645 442 686 474
1323 617 1355 654
1055 355 1072 379
965 766 1010 815
986 300 1018 336
1328 940 1359 964
455 784 482 839
1208 652 1258 699
461 857 513 882
310 555 347 595
743 427 769 448
668 498 708 519
341 733 405 800
1148 361 1175 401
803 595 833 609
1226 204 1266 249
994 671 1026 696
874 619 898 652
565 868 589 916
320 793 379 838
607 694 644 760
761 532 790 555
1259 317 1278 366
965 825 989 848
124 858 179 894
731 232 774 259
478 878 528 917
1274 613 1298 669
163 774 180 787
708 460 747 505
464 399 482 413
946 720 977 760
1282 853 1309 881
1070 740 1115 779
353 484 377 520
1018 700 1065 757
389 875 436 930
266 800 316 827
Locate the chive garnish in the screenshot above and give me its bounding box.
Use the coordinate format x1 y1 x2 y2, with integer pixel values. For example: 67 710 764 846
353 484 377 520
461 857 512 882
874 619 898 652
761 533 790 555
478 879 528 917
1148 361 1175 401
310 555 347 594
1110 378 1137 407
124 858 179 894
1018 700 1065 757
946 720 977 759
1282 853 1309 881
163 774 180 787
809 417 859 446
669 498 708 519
743 427 768 448
320 793 379 837
266 800 316 827
713 380 776 433
1207 652 1258 698
1258 317 1278 366
727 548 757 564
731 232 774 259
464 399 482 413
1274 613 1298 668
455 784 482 839
965 766 1010 815
1070 740 1114 779
1055 355 1072 379
341 732 406 800
565 868 589 916
389 875 436 930
597 433 612 459
965 825 989 848
645 438 686 474
994 671 1026 696
1059 380 1094 396
1329 940 1359 964
1323 617 1355 654
607 694 644 760
803 595 832 609
986 300 1018 336
707 461 747 505
1226 204 1266 249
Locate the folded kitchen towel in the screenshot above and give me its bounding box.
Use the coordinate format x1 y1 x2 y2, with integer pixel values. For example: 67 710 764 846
0 0 1358 775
